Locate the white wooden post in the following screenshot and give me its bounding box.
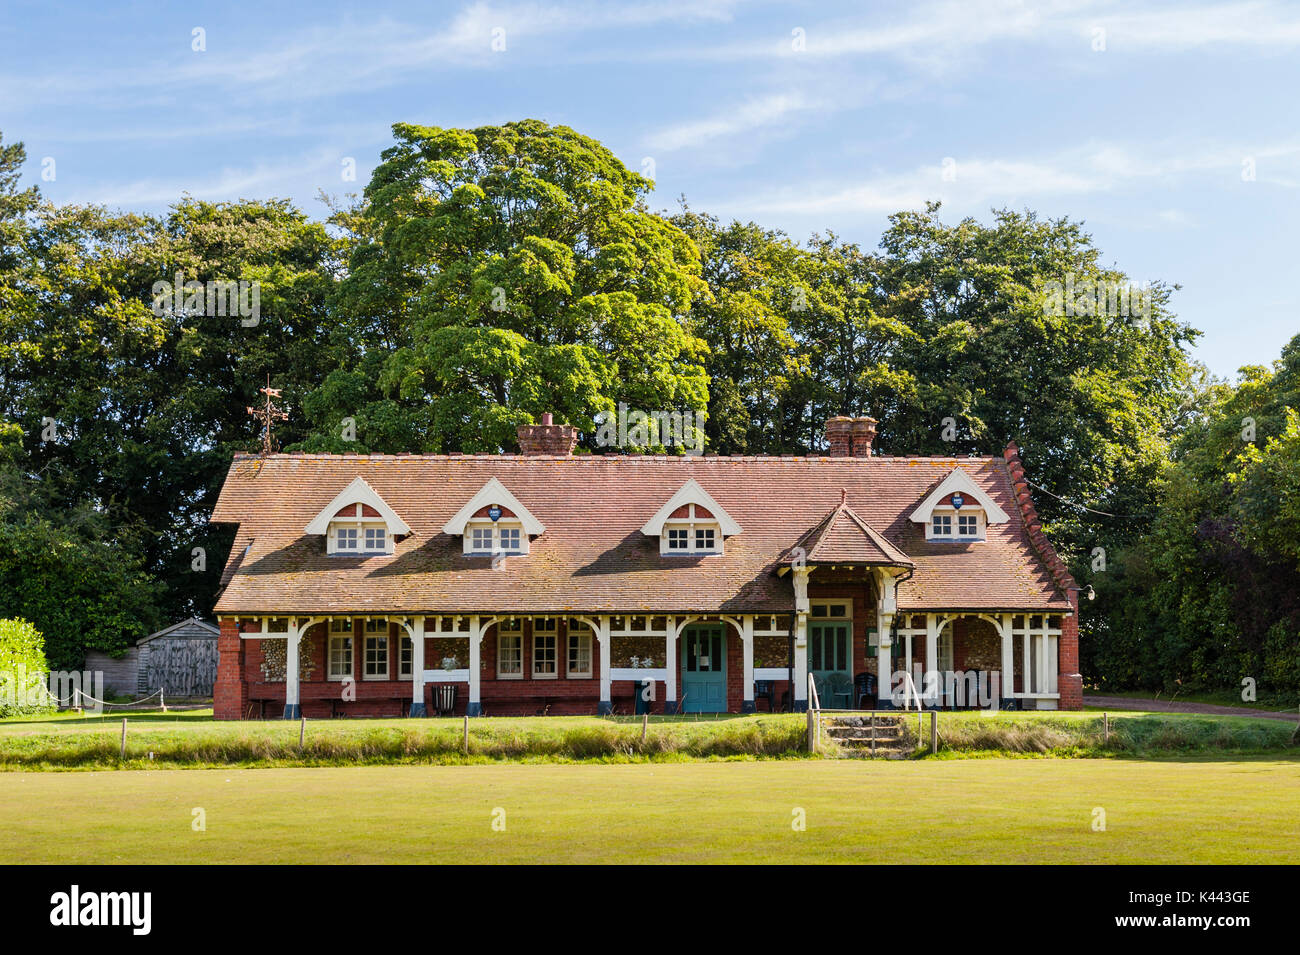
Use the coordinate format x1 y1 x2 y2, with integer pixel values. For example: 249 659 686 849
925 613 939 707
597 615 612 715
741 615 755 712
793 567 810 711
664 616 678 714
1000 614 1015 704
283 619 301 720
467 615 483 716
409 616 426 716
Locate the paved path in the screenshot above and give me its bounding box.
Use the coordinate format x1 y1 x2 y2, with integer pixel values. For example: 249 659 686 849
1085 695 1299 722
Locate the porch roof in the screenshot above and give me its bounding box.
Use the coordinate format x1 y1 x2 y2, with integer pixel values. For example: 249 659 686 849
210 452 1074 615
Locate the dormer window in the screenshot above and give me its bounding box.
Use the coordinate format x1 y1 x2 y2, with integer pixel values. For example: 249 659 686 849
910 467 1010 544
927 508 985 542
306 476 410 557
642 479 741 557
466 520 526 556
443 478 545 558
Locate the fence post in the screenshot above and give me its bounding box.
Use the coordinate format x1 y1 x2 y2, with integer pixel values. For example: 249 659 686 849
462 715 469 755
929 710 938 754
160 688 167 713
299 716 306 751
806 707 816 753
120 718 127 760
641 712 649 744
1103 712 1109 743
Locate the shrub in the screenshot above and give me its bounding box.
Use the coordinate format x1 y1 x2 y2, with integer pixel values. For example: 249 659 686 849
0 618 54 717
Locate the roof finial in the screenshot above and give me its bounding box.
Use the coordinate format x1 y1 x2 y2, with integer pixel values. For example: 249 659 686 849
840 487 848 506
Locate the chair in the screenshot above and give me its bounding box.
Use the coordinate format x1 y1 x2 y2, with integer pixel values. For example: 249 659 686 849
432 683 458 716
854 672 877 709
827 672 853 709
753 680 776 712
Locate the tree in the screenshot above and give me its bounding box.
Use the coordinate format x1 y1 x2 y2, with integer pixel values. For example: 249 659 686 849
301 121 709 453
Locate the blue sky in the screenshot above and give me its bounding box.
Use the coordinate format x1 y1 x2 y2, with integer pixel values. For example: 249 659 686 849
2 0 1297 377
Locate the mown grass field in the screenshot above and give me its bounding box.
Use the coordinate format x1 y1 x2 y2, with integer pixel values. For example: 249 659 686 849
0 758 1296 863
0 709 1294 769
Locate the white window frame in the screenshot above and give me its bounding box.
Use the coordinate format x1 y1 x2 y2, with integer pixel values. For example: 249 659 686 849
362 619 389 681
328 518 394 556
926 508 985 542
659 505 723 555
810 600 852 622
567 623 593 679
497 621 524 679
327 635 354 681
464 519 529 556
398 635 413 680
532 619 558 679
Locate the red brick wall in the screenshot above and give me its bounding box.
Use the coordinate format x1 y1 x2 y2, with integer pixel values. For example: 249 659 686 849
213 618 247 720
1059 594 1083 709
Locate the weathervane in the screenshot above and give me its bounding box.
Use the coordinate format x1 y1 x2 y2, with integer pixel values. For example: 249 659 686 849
247 375 289 455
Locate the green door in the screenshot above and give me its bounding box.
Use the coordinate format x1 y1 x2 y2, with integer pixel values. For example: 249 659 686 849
810 621 852 707
681 625 727 712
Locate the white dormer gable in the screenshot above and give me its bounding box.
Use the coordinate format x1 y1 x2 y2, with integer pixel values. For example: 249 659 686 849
642 479 741 555
909 467 1010 526
442 477 545 558
305 477 412 536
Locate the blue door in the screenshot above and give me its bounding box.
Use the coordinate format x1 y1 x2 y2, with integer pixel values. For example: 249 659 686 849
681 625 726 712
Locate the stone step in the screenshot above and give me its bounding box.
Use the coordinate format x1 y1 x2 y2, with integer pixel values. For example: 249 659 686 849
828 731 908 743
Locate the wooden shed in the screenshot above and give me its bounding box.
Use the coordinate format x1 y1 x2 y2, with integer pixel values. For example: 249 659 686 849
85 618 220 699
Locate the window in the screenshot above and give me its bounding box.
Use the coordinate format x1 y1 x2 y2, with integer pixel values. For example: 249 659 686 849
364 635 389 679
932 514 952 537
811 602 850 619
466 521 527 556
328 636 353 680
958 514 978 537
533 620 557 679
398 635 413 679
328 521 394 556
661 519 722 554
497 620 523 678
567 626 593 679
929 509 984 542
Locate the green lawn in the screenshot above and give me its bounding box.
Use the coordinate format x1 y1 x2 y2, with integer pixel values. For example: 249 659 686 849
0 709 1293 768
0 758 1294 863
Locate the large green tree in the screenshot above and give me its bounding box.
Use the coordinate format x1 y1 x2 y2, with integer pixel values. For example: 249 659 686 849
300 121 709 453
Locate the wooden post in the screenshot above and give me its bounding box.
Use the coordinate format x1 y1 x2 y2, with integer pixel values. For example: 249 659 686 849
929 710 938 754
641 712 649 744
462 715 469 755
160 688 166 713
119 718 127 760
806 707 816 753
870 712 876 756
1103 712 1109 743
299 716 306 751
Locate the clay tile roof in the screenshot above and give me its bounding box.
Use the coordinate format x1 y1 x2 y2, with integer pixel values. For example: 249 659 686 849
209 451 1073 615
789 493 913 567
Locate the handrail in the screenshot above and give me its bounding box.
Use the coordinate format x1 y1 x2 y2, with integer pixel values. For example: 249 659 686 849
807 672 821 713
899 670 923 711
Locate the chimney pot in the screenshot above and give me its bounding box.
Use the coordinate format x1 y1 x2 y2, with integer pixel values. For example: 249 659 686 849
517 415 577 456
825 416 877 457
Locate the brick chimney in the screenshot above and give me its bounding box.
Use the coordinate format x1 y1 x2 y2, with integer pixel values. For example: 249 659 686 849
825 416 877 457
517 413 578 455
